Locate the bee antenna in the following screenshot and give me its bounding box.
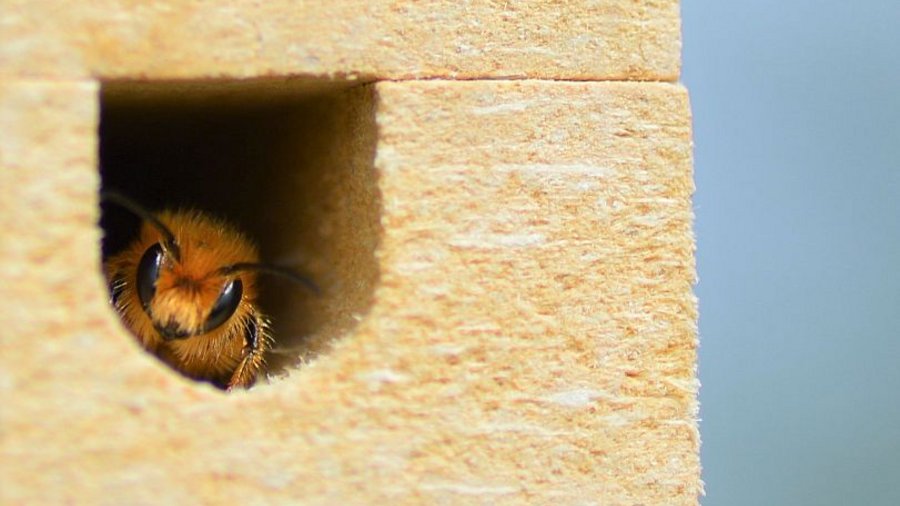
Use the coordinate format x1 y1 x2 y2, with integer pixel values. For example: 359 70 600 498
100 189 181 262
219 263 321 296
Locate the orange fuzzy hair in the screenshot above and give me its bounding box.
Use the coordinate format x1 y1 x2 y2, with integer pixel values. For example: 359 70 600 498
105 209 270 389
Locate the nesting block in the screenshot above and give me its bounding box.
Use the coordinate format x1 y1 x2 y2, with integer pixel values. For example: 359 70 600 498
0 1 681 80
0 1 697 504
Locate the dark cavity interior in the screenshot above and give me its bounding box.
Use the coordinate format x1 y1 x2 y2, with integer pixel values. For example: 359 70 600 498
100 78 381 378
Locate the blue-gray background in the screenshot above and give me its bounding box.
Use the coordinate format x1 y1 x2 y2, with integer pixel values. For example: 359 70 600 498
683 1 900 504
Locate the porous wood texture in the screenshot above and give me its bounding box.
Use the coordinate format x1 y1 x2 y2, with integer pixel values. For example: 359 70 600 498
0 0 680 80
0 1 698 504
1 79 697 505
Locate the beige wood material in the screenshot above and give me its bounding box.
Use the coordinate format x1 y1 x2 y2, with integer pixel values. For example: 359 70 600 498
0 0 681 81
0 79 698 504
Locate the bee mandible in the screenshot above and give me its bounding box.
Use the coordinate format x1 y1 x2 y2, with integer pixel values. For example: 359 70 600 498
101 191 317 390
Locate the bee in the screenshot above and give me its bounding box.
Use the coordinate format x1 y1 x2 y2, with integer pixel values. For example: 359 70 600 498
101 191 317 391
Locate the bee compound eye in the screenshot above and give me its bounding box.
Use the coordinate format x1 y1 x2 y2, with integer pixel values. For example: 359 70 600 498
204 278 243 333
136 243 165 310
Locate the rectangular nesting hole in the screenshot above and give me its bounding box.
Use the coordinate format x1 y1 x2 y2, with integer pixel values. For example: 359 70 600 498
99 79 381 380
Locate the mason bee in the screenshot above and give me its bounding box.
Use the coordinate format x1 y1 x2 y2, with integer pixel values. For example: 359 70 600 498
101 191 317 390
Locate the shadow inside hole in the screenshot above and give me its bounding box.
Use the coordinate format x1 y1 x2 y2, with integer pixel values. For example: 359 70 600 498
99 79 381 380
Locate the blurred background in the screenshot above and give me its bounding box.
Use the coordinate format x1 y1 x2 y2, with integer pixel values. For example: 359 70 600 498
682 1 900 504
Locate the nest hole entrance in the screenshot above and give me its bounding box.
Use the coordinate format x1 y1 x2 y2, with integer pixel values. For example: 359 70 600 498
99 79 381 383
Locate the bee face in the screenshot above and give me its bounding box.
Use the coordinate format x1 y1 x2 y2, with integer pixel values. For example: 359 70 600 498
136 236 246 341
105 206 268 390
102 191 317 391
137 242 244 339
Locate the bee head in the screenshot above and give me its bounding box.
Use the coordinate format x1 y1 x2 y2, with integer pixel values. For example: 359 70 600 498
136 241 246 340
102 190 320 342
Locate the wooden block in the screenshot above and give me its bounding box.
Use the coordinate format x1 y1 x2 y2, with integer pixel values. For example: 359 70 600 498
0 79 697 504
0 0 681 80
1 0 697 503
